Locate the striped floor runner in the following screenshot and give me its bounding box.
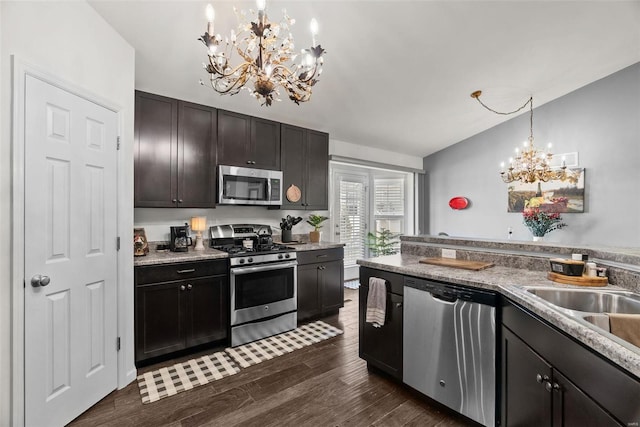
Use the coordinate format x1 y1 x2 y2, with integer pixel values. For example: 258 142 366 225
137 320 343 404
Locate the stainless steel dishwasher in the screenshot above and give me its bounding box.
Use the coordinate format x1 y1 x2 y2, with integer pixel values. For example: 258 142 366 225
403 277 497 427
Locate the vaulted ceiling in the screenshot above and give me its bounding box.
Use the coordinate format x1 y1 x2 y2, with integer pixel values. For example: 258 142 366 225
90 1 640 158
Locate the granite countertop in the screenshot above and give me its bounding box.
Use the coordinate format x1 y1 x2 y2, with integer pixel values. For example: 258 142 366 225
134 247 228 266
134 241 344 266
357 253 640 379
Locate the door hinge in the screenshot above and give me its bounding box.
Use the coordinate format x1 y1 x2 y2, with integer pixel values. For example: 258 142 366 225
117 236 121 251
117 136 121 150
117 337 121 351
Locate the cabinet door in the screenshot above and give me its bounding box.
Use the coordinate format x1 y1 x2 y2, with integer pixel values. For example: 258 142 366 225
251 117 281 170
185 275 228 347
304 130 329 210
281 124 306 209
135 281 186 362
134 91 178 207
320 260 344 312
553 370 621 427
502 327 553 427
358 282 403 380
177 101 217 207
297 263 321 321
218 110 251 167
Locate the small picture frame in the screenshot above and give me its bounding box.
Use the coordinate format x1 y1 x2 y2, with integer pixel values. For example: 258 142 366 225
134 228 149 257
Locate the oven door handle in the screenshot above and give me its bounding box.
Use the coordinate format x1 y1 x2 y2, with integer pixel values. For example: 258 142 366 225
231 261 297 275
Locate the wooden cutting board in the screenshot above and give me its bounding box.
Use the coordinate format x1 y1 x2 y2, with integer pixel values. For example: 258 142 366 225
547 272 608 287
419 257 494 271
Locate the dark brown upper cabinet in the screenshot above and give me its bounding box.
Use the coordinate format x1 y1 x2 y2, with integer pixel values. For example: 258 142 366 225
281 124 329 210
134 91 217 208
217 110 280 170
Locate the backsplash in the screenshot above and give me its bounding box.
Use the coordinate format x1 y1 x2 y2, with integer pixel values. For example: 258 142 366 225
401 235 640 293
134 206 330 242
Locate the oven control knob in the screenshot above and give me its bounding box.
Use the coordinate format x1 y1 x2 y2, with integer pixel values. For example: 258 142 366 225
239 259 245 264
248 257 253 263
285 254 290 259
278 254 284 259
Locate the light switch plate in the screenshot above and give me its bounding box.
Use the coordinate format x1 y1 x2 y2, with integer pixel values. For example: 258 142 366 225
442 249 456 259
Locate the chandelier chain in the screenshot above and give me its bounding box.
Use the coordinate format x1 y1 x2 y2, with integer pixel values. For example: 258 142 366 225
470 89 577 184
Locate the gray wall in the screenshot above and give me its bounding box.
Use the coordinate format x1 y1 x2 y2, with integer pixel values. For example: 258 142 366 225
422 62 640 246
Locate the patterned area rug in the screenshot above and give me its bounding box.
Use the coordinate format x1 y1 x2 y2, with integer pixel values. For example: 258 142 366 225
344 280 360 289
136 320 343 404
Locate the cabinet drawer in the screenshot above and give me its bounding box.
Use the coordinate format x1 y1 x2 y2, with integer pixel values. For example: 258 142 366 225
297 247 344 265
135 259 228 285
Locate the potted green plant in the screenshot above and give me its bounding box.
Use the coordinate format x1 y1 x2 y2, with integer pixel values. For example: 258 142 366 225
366 228 400 257
306 214 329 243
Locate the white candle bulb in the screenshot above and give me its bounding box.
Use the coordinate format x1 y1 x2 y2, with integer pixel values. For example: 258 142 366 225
206 4 215 35
256 0 266 11
310 18 318 46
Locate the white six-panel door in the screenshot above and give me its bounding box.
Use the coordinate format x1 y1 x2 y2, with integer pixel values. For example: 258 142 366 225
24 74 118 426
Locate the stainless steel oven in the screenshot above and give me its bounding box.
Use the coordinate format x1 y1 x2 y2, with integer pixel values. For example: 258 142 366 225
210 224 297 347
230 255 297 346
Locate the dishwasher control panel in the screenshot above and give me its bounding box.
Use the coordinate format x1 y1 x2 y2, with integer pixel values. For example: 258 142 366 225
404 277 497 306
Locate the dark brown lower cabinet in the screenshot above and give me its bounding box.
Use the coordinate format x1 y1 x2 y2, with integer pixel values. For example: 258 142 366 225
296 248 344 322
502 327 619 426
135 260 228 364
502 300 637 426
358 267 403 380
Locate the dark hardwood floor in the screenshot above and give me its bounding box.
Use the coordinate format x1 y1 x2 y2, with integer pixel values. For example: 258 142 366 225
69 288 473 426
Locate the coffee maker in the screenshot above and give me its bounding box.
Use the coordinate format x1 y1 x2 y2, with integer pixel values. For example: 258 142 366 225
170 224 192 252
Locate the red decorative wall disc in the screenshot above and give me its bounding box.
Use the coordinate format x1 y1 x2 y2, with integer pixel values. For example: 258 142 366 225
449 197 469 210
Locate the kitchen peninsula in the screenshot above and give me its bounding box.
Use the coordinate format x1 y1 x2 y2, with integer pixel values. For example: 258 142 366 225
358 235 640 426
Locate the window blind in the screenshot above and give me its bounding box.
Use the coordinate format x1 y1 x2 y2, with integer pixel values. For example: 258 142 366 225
374 179 404 216
339 179 367 266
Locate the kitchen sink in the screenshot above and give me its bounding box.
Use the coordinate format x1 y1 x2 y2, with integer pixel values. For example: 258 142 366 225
522 286 640 352
525 287 640 314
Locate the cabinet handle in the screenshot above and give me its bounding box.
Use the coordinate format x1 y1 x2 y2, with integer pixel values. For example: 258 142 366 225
187 283 193 290
545 381 553 393
172 199 177 203
177 268 196 274
317 254 328 258
545 382 560 393
246 160 252 164
178 199 183 203
395 302 403 308
536 374 549 384
180 285 186 291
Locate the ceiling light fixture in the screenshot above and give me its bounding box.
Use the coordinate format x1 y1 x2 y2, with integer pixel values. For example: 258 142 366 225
199 1 325 106
470 90 578 184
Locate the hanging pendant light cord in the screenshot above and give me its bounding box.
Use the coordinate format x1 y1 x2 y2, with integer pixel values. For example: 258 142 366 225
470 91 534 140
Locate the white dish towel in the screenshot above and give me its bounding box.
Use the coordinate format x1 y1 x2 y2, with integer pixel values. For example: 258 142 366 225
366 277 387 328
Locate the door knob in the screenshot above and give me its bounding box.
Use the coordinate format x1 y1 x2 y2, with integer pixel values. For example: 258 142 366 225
31 275 50 287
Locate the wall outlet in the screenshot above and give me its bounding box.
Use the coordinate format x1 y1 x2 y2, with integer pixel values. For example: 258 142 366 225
442 249 456 259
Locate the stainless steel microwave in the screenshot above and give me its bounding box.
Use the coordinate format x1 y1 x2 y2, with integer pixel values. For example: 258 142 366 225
218 165 283 206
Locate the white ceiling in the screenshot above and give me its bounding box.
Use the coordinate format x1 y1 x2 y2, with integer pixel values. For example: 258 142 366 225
89 1 640 158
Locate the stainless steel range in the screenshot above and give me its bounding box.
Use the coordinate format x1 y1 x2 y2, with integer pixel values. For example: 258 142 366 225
210 224 297 347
